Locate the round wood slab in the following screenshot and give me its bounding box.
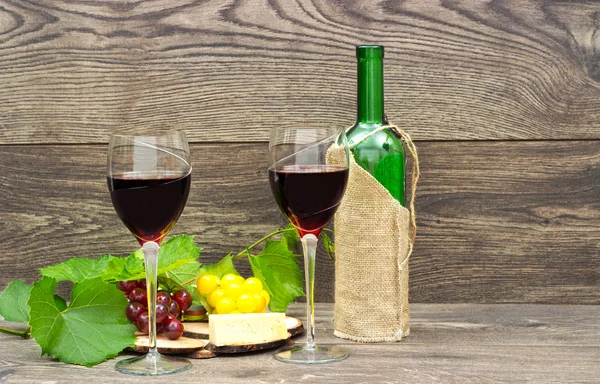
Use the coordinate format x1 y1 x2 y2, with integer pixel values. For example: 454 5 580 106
285 316 304 337
204 333 291 354
134 335 207 354
182 322 208 339
186 348 217 359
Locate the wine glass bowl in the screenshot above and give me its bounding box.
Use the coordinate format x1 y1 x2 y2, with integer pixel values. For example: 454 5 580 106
107 133 192 245
107 131 192 375
268 127 350 364
268 165 348 237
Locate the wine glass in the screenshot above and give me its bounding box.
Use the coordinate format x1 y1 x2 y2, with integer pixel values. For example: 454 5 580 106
268 127 350 364
107 130 192 375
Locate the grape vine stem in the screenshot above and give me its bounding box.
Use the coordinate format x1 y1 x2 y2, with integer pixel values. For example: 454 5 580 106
230 227 334 262
231 227 287 262
0 325 31 338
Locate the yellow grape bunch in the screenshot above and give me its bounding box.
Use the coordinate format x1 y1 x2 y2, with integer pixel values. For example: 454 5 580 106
196 273 271 314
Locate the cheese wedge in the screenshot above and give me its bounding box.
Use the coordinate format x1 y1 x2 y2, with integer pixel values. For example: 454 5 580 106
208 313 288 346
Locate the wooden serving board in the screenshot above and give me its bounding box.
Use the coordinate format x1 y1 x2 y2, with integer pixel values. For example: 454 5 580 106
133 316 304 359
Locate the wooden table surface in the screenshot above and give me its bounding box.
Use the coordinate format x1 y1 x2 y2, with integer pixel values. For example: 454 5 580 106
0 303 598 383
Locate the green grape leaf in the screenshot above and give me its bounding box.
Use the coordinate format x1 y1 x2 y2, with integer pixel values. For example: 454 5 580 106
0 280 31 323
248 241 304 313
28 277 136 367
165 260 203 304
167 260 202 287
281 224 300 252
53 295 68 312
157 276 186 293
322 232 335 261
102 250 144 281
40 255 112 283
198 253 238 279
104 236 202 282
158 235 201 273
197 293 213 313
373 153 403 200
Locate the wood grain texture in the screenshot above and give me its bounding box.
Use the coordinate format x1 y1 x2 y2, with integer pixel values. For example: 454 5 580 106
1 303 599 383
2 0 600 144
2 141 599 303
412 140 600 304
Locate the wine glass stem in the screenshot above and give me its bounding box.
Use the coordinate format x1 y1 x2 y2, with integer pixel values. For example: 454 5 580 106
142 241 160 353
301 234 318 349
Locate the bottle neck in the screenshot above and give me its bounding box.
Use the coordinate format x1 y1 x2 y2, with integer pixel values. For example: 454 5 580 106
357 56 384 124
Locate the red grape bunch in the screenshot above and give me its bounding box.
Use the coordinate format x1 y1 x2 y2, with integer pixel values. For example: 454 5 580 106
117 280 193 340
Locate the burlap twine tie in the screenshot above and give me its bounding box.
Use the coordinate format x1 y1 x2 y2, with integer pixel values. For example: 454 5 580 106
327 124 420 342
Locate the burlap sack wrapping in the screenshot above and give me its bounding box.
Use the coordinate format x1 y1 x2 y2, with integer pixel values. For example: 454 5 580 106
328 125 419 342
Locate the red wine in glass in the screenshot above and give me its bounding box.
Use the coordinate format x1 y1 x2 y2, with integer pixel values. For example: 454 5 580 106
268 165 348 237
107 171 191 245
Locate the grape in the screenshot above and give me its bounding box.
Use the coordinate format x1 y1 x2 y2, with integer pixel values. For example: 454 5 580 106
197 274 220 295
128 288 147 304
242 277 263 294
163 318 184 340
136 312 149 333
156 290 171 306
208 288 227 307
155 303 169 324
162 313 177 326
169 300 181 318
215 297 237 314
224 283 243 299
236 293 257 313
252 293 267 313
126 302 146 323
261 290 271 307
220 274 244 289
137 279 147 289
118 280 138 294
172 290 192 311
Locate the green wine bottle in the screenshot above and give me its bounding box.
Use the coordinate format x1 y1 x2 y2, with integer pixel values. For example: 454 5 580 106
347 45 406 205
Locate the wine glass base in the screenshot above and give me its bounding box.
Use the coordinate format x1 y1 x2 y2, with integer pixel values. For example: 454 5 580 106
273 344 349 364
116 351 191 376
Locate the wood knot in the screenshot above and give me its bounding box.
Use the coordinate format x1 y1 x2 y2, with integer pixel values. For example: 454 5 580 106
0 7 22 35
586 55 600 82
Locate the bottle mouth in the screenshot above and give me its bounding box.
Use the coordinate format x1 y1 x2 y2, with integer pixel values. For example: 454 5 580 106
356 45 384 59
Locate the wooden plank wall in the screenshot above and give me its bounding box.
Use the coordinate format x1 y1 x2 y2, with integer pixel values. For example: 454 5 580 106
1 0 599 304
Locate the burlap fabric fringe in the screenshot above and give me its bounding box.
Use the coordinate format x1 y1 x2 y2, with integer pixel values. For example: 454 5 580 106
327 124 420 342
